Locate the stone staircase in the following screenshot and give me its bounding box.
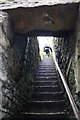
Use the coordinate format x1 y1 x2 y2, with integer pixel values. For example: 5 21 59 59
21 56 69 119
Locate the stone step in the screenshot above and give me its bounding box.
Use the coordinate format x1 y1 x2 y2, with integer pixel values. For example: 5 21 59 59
39 67 54 69
38 69 55 71
37 71 57 73
34 86 62 92
34 80 60 86
21 112 67 119
39 64 54 67
25 100 66 113
35 78 59 82
32 91 64 101
37 72 57 76
36 75 58 78
36 76 58 79
38 68 55 71
39 63 54 65
37 70 56 73
38 67 56 70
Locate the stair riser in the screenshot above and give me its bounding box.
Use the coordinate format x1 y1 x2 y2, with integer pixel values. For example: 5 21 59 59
37 70 56 73
34 81 60 86
37 71 57 74
39 65 54 67
37 76 58 78
38 71 55 73
36 77 58 80
39 68 54 70
25 102 66 113
39 64 55 66
35 78 59 82
32 93 64 101
34 87 61 92
37 73 57 76
21 114 67 119
38 68 55 71
39 65 54 66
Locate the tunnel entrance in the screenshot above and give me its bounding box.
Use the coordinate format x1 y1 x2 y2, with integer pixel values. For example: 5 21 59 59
0 2 80 119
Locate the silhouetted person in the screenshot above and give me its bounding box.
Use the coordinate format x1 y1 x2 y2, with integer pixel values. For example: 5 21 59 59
45 49 50 57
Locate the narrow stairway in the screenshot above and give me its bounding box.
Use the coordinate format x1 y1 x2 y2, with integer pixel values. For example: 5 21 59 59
22 56 69 119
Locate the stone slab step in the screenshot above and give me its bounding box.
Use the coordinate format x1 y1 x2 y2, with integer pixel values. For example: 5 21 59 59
37 68 56 71
35 78 59 82
37 72 57 76
34 80 60 86
39 64 54 66
21 112 67 119
37 71 57 73
39 67 54 69
34 86 62 92
37 70 56 73
38 68 55 70
39 65 54 67
32 91 64 101
36 76 58 79
37 75 57 78
25 100 66 113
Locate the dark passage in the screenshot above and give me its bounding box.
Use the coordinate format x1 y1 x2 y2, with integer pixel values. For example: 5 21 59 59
21 56 69 119
0 1 80 119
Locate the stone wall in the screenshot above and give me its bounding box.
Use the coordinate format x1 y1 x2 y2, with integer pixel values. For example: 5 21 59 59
0 14 40 117
73 2 80 110
53 35 75 73
53 22 80 111
75 2 80 93
0 13 11 118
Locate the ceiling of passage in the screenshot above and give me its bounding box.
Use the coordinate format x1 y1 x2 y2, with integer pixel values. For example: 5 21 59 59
3 3 79 36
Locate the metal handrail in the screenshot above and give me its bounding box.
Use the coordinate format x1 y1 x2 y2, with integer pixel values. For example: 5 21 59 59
52 50 80 120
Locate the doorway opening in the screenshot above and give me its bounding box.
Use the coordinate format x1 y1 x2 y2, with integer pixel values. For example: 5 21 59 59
37 36 53 60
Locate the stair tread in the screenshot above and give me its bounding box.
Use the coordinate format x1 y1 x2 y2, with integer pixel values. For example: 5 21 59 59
38 68 54 70
36 76 58 79
34 80 60 83
21 112 67 119
33 91 63 95
35 80 59 82
37 72 57 75
22 111 66 115
38 70 56 71
27 100 65 103
35 85 60 88
21 112 68 119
